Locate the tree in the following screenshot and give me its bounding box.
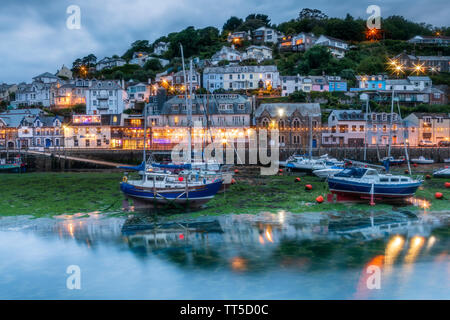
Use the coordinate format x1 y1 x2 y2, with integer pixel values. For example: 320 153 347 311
143 59 162 71
223 16 243 32
298 8 328 21
288 91 307 102
356 56 384 74
238 14 271 32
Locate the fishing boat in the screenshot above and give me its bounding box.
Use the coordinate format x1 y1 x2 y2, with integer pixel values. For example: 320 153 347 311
120 171 223 208
433 167 450 178
0 157 26 173
411 156 434 164
381 156 405 166
328 167 422 200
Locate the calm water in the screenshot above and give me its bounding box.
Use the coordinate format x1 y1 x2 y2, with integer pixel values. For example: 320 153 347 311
0 210 448 299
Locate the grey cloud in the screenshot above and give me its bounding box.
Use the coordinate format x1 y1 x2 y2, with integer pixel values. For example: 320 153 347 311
0 0 448 83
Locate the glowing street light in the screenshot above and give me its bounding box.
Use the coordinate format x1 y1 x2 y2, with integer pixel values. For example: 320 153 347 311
412 62 425 75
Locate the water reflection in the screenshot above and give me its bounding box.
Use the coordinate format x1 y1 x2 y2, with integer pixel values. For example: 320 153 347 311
0 210 448 299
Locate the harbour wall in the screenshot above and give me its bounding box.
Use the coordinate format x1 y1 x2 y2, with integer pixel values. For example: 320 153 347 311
1 146 449 172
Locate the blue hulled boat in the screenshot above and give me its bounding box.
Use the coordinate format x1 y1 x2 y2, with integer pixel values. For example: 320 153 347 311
328 167 422 200
120 171 223 208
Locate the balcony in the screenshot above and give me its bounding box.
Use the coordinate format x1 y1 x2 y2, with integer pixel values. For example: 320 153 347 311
96 93 109 100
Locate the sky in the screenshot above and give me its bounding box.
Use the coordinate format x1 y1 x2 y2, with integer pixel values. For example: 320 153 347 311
0 0 448 83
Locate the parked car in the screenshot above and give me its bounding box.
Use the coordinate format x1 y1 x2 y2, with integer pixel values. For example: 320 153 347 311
419 140 437 147
438 140 450 147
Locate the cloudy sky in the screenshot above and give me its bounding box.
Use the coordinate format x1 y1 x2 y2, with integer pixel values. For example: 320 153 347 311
0 0 448 83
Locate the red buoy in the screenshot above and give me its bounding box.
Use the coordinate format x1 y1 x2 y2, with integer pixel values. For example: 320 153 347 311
435 192 443 199
178 176 184 182
444 182 450 188
234 169 239 174
413 163 418 167
316 195 324 203
295 177 301 183
231 178 236 184
305 184 312 190
279 169 283 173
426 174 431 180
179 234 184 240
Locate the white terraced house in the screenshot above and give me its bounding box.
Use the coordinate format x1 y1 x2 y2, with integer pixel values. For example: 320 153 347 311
85 80 128 115
203 65 280 91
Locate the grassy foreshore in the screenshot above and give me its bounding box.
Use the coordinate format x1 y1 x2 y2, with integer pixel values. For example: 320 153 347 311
0 169 449 217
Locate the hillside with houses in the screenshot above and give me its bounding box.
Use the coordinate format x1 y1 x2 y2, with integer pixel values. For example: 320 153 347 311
0 8 449 151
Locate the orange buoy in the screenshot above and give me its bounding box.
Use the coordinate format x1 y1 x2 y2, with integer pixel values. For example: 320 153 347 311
295 177 301 182
445 182 450 188
231 178 236 184
305 184 312 190
234 169 239 174
316 195 324 203
435 192 443 199
426 174 431 180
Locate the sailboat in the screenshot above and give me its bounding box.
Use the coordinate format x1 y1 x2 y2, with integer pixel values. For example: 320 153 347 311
119 45 223 208
327 90 421 202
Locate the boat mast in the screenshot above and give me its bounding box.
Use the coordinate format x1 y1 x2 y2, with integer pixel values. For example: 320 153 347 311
309 115 313 160
143 101 148 166
361 93 369 162
180 44 192 163
397 99 412 175
388 87 394 158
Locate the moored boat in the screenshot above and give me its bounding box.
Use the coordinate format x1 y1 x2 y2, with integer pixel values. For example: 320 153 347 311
313 166 344 179
328 167 422 200
411 156 434 164
381 156 405 165
120 171 223 208
433 167 450 178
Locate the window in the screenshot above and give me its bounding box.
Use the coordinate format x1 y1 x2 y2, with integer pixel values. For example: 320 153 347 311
74 139 78 147
97 139 101 146
85 140 90 147
352 125 356 132
360 125 364 132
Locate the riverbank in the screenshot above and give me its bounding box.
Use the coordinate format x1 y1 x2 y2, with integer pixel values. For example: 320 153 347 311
0 167 449 217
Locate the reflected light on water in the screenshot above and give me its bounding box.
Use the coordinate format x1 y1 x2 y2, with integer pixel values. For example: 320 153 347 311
265 226 273 243
231 257 247 271
258 234 265 245
426 236 436 250
385 235 404 267
68 223 74 238
277 210 286 225
405 236 425 264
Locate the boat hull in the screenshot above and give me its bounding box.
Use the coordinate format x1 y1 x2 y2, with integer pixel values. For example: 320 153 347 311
328 178 421 199
0 164 25 173
120 180 223 208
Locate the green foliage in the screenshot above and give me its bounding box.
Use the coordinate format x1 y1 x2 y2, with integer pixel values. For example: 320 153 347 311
122 40 152 60
218 60 230 66
288 91 307 102
162 26 223 60
143 59 163 71
223 16 243 33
